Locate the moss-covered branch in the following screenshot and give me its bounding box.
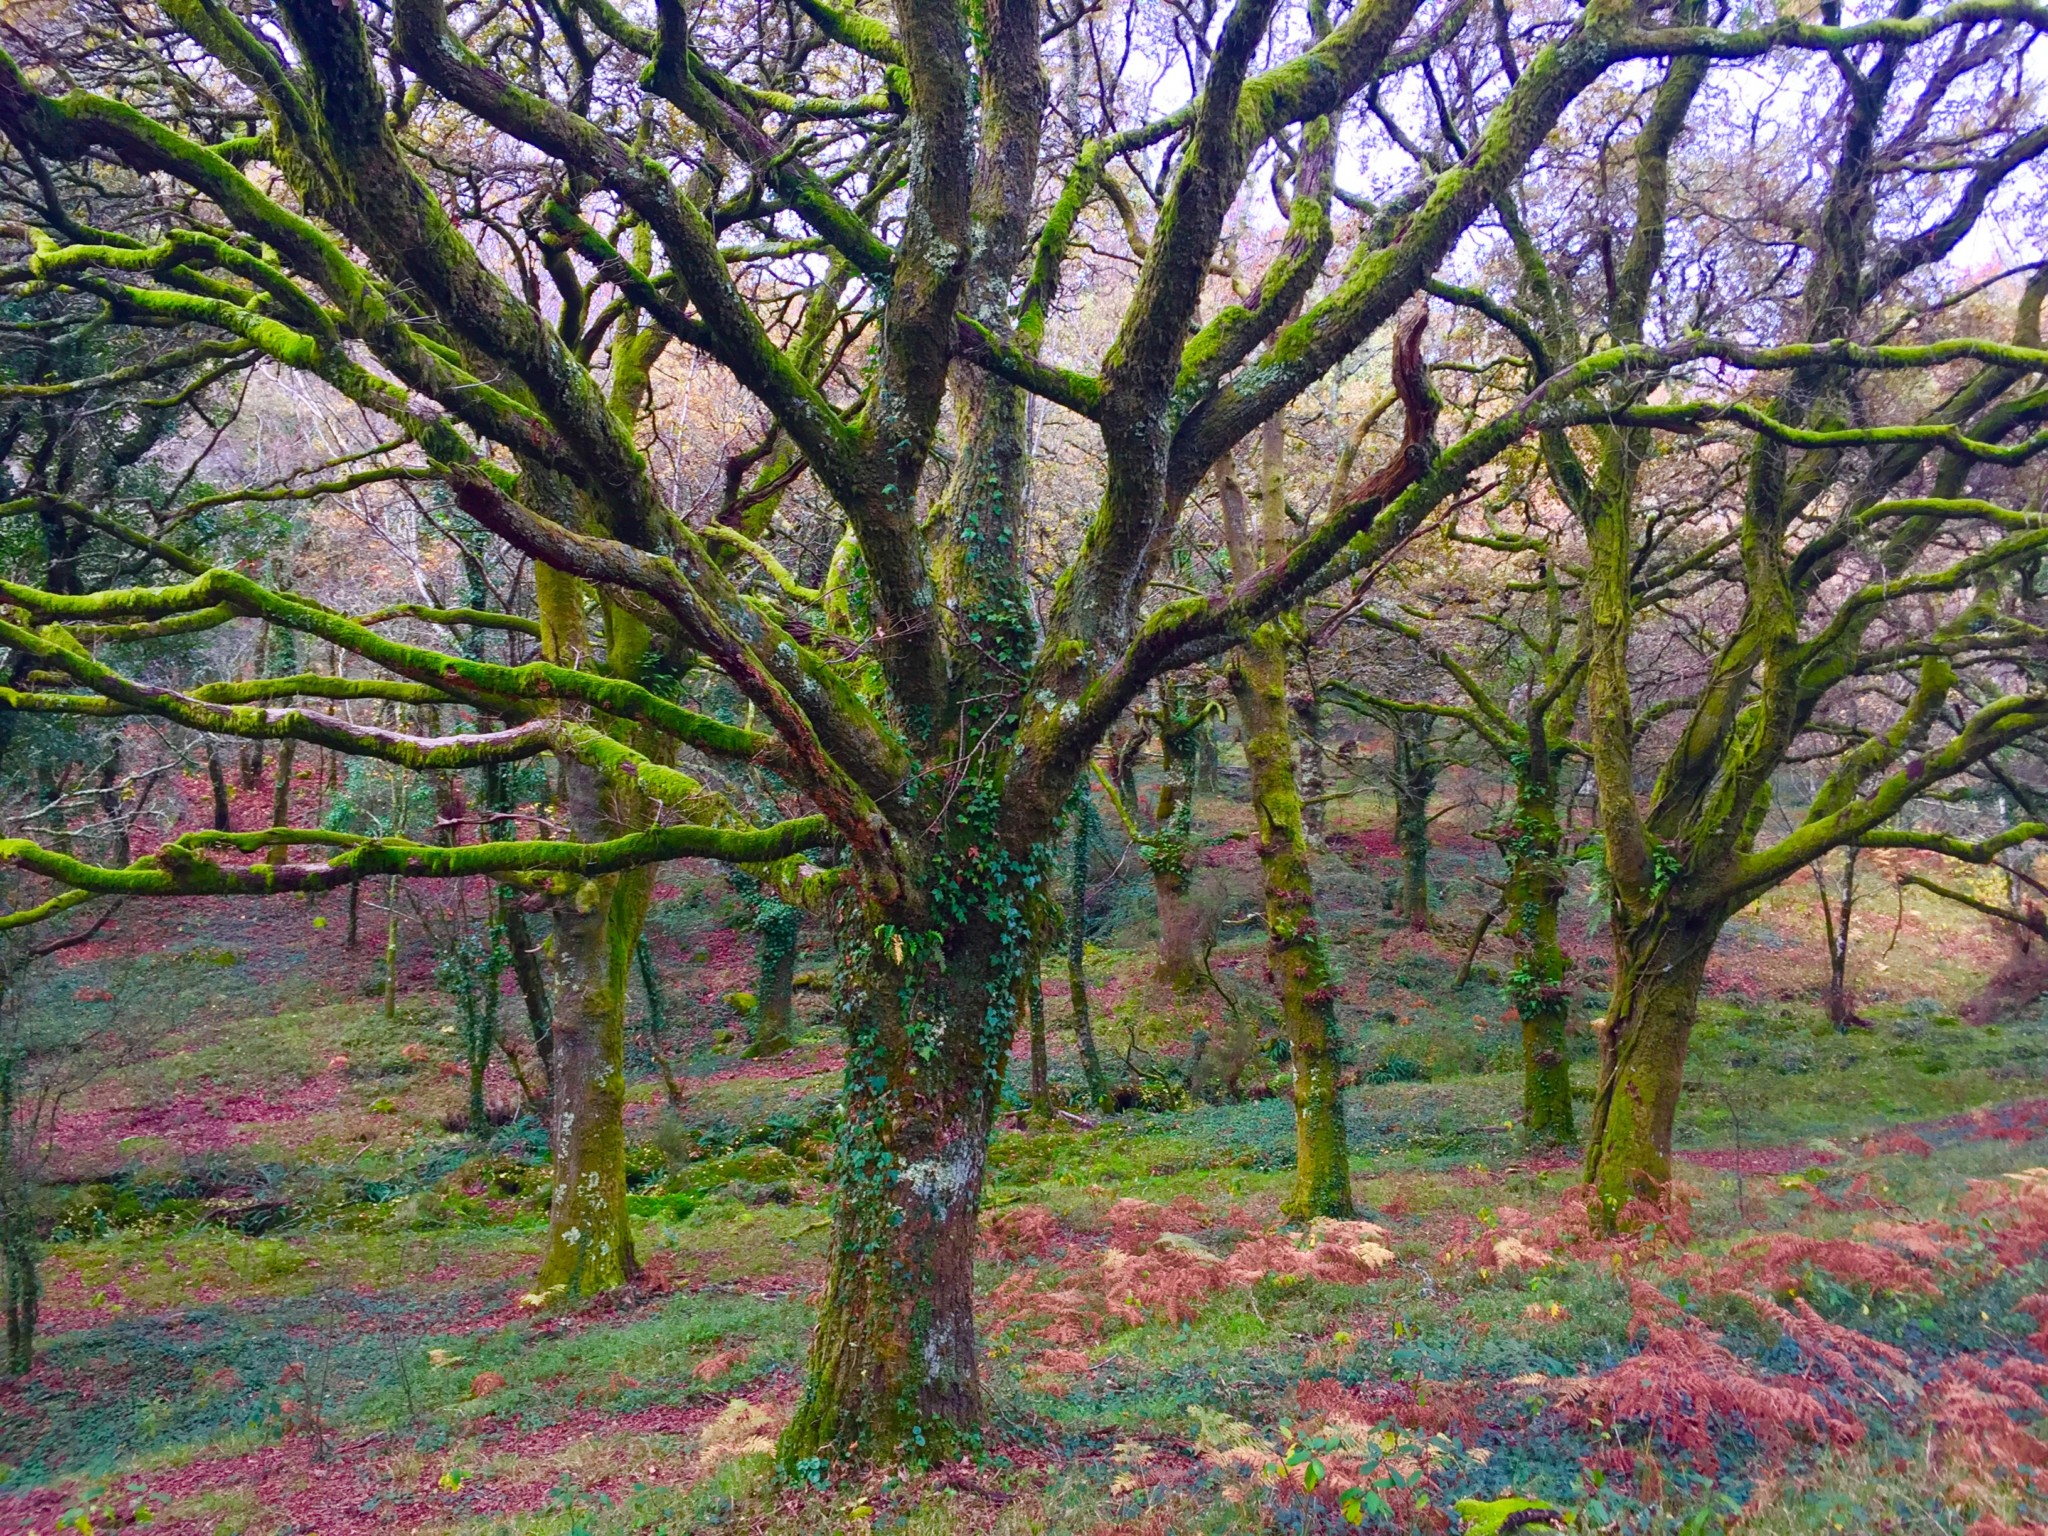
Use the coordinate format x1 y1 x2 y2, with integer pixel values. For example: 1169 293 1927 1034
0 815 835 902
356 604 544 638
0 567 772 763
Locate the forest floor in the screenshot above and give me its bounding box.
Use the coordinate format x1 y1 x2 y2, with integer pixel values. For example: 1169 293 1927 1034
2 778 2047 1535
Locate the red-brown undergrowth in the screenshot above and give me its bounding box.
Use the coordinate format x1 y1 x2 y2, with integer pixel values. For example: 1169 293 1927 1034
1723 1233 1942 1297
1926 1353 2048 1477
1554 1282 1864 1473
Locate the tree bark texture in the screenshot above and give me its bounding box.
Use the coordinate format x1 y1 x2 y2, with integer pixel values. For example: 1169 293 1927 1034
1148 765 1203 989
1504 768 1574 1144
1027 965 1050 1118
782 920 1018 1467
0 1061 36 1376
1223 425 1353 1218
1390 712 1437 926
745 896 801 1058
207 746 232 833
534 822 651 1295
1581 908 1724 1220
1232 635 1355 1218
1067 799 1109 1107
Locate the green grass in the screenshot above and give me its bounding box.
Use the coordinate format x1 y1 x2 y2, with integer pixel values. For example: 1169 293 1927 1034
9 799 2048 1532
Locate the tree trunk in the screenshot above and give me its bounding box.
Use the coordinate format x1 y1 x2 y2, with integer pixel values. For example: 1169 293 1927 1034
463 960 497 1138
1223 433 1353 1218
36 764 70 858
95 749 129 867
1817 847 1860 1029
1027 964 1049 1119
533 725 653 1296
781 924 1012 1467
382 876 400 1019
1582 908 1725 1223
1291 684 1327 844
482 762 553 1091
535 861 649 1296
1 1214 33 1376
1505 773 1574 1145
0 1062 36 1376
745 898 801 1058
207 745 232 833
268 737 295 865
635 935 688 1112
1151 846 1204 989
502 898 554 1092
1067 798 1108 1107
1231 632 1355 1219
1151 689 1208 988
1390 714 1436 926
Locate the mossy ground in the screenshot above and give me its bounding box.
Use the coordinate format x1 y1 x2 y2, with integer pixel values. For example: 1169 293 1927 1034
3 783 2045 1533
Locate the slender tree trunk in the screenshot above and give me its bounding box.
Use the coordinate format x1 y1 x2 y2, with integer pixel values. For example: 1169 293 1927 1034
502 899 554 1091
382 876 400 1019
1151 687 1208 988
1232 640 1354 1218
1818 847 1860 1029
463 961 497 1138
346 879 360 948
1148 756 1203 989
36 765 70 858
1505 770 1574 1145
1027 964 1050 1119
268 737 295 865
1390 715 1436 926
207 745 232 833
94 749 128 867
1582 907 1726 1223
782 923 1011 1467
0 1062 36 1376
744 898 800 1058
1223 436 1353 1218
635 935 686 1111
1067 798 1108 1107
1292 684 1327 845
481 762 553 1090
1151 843 1203 988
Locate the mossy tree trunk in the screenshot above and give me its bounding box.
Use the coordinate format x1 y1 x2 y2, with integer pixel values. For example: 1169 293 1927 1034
535 834 649 1295
744 894 801 1058
1292 681 1328 845
1390 710 1438 926
1816 846 1861 1030
382 876 401 1019
1066 794 1109 1108
1505 755 1574 1145
528 552 662 1296
1147 747 1203 989
781 910 1021 1467
1223 416 1353 1220
0 1056 36 1376
206 745 232 833
481 762 553 1094
1026 964 1050 1119
1581 908 1723 1220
